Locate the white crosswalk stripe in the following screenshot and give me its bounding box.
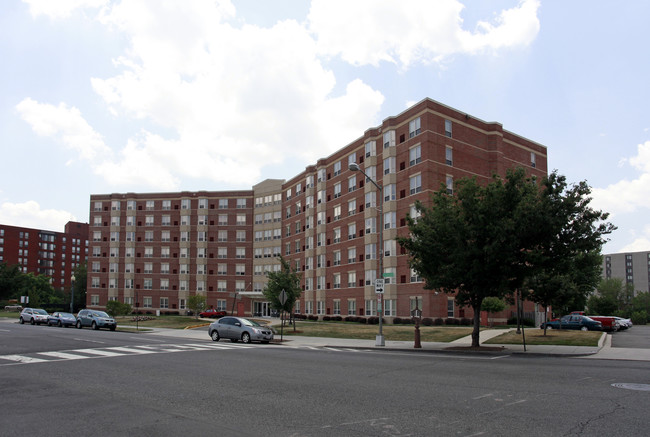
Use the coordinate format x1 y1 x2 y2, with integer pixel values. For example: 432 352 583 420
0 342 265 366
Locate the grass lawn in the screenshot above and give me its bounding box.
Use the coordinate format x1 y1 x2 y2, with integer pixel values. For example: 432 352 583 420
484 328 602 347
280 321 473 342
115 315 208 329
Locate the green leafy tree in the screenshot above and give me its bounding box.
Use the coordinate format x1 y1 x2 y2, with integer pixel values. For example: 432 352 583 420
106 300 132 317
399 169 541 347
72 263 87 311
481 297 507 327
188 294 206 318
0 263 23 301
263 256 301 327
631 292 650 316
399 169 615 347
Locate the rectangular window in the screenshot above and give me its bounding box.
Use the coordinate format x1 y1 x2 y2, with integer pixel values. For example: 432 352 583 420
160 297 169 308
409 117 421 138
447 298 454 318
348 299 356 315
365 141 376 157
333 161 342 176
384 184 396 202
446 175 453 194
383 130 395 148
410 174 422 195
531 152 536 168
446 146 453 166
445 119 452 138
409 145 421 166
383 157 395 175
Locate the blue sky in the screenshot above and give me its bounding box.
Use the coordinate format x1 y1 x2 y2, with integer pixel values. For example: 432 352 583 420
1 0 649 254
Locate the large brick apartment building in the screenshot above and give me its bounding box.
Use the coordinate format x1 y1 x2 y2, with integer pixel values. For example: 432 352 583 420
0 221 89 291
88 98 547 319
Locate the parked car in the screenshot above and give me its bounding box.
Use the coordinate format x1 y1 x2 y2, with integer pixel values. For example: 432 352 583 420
208 316 274 344
199 309 227 318
47 312 77 327
540 315 602 331
19 308 49 325
613 317 633 330
587 316 618 332
76 309 117 331
4 304 22 312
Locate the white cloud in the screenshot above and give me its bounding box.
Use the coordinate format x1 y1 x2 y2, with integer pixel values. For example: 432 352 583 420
0 201 76 231
86 1 385 188
308 0 540 68
22 0 108 19
592 141 650 216
16 98 112 163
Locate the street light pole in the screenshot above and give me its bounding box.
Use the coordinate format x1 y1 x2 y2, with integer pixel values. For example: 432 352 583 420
349 163 385 346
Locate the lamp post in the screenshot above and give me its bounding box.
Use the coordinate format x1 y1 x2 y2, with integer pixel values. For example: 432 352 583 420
70 274 75 314
349 163 385 347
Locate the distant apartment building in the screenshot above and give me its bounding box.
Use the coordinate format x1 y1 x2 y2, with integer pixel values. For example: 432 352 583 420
88 98 547 319
602 251 650 294
0 221 89 290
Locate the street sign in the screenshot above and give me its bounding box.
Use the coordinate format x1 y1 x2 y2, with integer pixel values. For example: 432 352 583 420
375 278 384 294
279 289 288 305
382 272 394 278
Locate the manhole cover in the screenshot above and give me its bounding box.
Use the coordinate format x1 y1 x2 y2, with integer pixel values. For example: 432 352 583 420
611 383 650 392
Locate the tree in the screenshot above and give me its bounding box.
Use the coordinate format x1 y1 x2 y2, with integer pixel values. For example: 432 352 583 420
0 263 23 301
398 169 541 347
481 297 507 327
399 169 615 347
188 294 206 318
106 300 132 317
263 256 301 327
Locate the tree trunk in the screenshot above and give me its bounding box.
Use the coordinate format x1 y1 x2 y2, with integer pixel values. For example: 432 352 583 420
471 305 481 347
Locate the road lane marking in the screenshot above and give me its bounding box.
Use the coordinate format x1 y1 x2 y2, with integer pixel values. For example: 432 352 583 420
0 355 48 363
38 351 91 360
74 348 126 357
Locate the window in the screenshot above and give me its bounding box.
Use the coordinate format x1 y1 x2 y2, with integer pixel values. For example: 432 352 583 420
365 141 376 157
144 263 153 274
409 145 421 166
296 182 302 194
446 146 453 166
181 199 190 210
333 274 341 289
365 299 376 316
111 200 121 211
160 297 169 308
219 199 228 209
91 295 99 306
384 299 396 317
197 198 206 209
384 240 396 257
237 198 247 209
333 161 342 176
410 174 422 194
110 216 120 226
348 223 356 240
333 250 341 266
145 200 154 210
447 298 454 317
365 192 376 209
348 299 356 315
446 175 453 194
383 157 395 175
531 152 536 168
348 199 356 216
348 175 356 192
410 268 421 283
365 217 376 234
409 117 421 138
317 168 326 183
384 184 396 202
334 183 341 199
143 279 152 290
236 264 245 276
236 247 245 259
162 200 171 210
218 230 228 242
306 174 314 188
365 270 376 286
218 214 228 226
160 280 169 291
333 227 341 244
383 130 395 148
445 119 452 138
161 247 170 258
236 214 246 225
333 205 341 221
348 271 356 288
161 215 171 226
161 230 170 242
160 263 169 274
317 190 325 204
333 300 341 315
144 231 153 242
365 244 376 260
218 247 227 259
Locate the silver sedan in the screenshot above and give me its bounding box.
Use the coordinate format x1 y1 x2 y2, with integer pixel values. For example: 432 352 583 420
208 316 274 344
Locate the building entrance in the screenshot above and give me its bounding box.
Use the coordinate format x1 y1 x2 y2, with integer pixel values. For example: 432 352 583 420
253 301 272 317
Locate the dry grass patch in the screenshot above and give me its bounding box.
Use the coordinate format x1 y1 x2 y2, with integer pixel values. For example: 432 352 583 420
484 329 602 347
281 321 473 342
115 315 207 329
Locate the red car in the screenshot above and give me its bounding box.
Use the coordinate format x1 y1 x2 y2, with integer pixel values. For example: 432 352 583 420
199 309 227 318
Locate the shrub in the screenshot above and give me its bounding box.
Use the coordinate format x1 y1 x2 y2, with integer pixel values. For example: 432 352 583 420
344 316 357 322
631 310 648 325
332 316 342 322
421 317 433 326
507 316 536 327
445 318 460 325
308 315 319 321
357 317 367 324
323 316 331 321
460 317 472 326
433 318 444 326
393 317 403 325
401 318 413 325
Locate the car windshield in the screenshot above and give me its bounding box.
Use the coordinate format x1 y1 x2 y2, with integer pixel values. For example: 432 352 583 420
59 312 74 318
93 311 110 318
35 309 48 315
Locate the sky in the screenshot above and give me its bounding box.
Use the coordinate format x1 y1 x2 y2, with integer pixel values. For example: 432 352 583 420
1 0 649 254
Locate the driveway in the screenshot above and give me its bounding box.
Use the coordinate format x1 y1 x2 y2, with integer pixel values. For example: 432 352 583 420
611 325 650 349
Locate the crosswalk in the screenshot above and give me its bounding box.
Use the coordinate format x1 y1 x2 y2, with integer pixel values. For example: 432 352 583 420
0 342 262 366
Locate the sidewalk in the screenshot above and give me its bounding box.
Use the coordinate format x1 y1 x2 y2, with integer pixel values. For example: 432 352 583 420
132 323 650 361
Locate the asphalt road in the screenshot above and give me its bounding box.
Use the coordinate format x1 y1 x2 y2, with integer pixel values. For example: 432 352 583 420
2 320 650 436
610 325 650 349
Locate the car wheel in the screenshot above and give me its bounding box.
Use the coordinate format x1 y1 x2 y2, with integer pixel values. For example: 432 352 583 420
581 326 588 331
58 320 63 327
76 320 82 329
241 332 251 344
210 330 220 342
92 321 98 330
30 318 35 325
19 317 24 324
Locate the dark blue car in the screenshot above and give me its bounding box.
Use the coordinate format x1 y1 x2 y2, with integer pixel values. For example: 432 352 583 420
47 312 77 327
541 315 602 331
